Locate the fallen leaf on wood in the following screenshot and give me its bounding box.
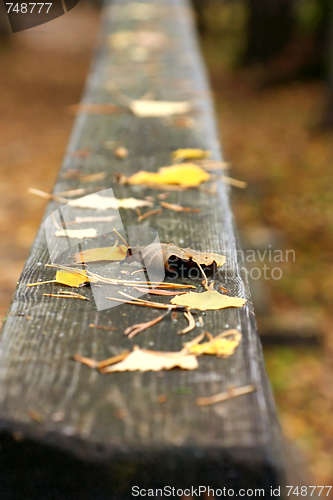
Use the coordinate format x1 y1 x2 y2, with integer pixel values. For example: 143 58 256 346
108 30 168 50
55 228 98 239
103 346 198 372
186 329 242 356
106 81 192 118
68 193 152 210
28 268 88 288
128 242 226 287
171 290 246 311
196 385 255 406
130 99 191 118
172 148 211 161
55 269 88 287
73 242 128 263
124 308 171 339
179 310 196 335
68 103 121 115
160 201 200 213
126 163 209 188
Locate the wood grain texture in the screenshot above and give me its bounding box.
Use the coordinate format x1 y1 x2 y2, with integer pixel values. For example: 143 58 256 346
0 0 286 494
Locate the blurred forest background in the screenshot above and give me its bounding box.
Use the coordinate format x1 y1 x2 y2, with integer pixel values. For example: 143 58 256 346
0 0 333 488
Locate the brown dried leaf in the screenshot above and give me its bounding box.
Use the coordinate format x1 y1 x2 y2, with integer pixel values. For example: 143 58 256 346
171 290 246 311
129 243 226 270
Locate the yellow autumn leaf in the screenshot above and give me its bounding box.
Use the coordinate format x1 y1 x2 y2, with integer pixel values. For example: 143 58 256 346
172 149 211 161
103 346 198 372
68 193 152 210
55 269 88 287
55 228 98 239
170 290 246 311
73 244 128 263
187 330 242 357
127 163 210 188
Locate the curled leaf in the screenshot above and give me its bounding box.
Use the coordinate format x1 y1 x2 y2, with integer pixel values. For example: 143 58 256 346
171 290 246 311
186 330 242 356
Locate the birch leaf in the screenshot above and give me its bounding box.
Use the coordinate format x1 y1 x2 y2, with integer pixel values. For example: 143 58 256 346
172 149 211 161
68 193 153 210
73 244 128 263
55 269 88 287
127 163 210 188
104 346 198 372
171 290 246 311
187 330 242 356
55 228 98 239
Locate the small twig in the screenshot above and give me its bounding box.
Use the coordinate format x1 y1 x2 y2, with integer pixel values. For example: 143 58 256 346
28 188 68 204
124 308 172 339
160 202 200 213
113 228 129 248
89 323 117 331
196 384 255 406
178 310 195 335
221 176 247 189
138 208 163 222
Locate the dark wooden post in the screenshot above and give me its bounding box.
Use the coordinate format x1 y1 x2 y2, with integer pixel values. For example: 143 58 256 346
0 0 286 496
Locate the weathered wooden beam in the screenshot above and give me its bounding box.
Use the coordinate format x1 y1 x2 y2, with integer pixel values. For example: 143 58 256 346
0 0 286 495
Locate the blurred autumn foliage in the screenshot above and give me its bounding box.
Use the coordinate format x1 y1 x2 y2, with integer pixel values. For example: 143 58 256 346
197 0 333 486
